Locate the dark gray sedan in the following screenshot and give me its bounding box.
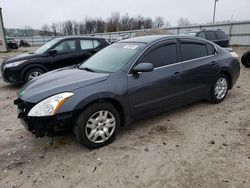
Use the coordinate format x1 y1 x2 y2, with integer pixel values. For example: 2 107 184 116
14 35 240 148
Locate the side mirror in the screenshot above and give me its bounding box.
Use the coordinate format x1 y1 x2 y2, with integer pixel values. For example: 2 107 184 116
48 49 57 56
132 63 154 73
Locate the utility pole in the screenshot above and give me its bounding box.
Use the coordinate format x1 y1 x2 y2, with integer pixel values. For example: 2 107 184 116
213 0 219 24
0 7 7 52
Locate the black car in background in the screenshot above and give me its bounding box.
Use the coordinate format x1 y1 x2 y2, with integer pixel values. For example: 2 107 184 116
14 35 240 148
241 50 250 67
1 36 109 84
19 40 30 47
186 29 229 47
6 37 18 50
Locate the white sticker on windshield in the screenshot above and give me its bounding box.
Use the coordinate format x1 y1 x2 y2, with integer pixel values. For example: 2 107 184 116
123 45 138 50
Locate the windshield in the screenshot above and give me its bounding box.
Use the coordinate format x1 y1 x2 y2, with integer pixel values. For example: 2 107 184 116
34 38 61 54
79 42 145 73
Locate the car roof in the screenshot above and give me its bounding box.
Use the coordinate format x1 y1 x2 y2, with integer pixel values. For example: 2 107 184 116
56 36 105 40
120 35 173 43
187 29 222 33
118 35 210 44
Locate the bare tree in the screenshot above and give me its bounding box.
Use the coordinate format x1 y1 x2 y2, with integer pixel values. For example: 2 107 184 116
144 17 153 29
165 20 171 28
154 17 165 28
85 18 96 33
121 13 130 31
96 19 106 33
64 20 74 35
106 11 121 32
51 23 58 36
73 21 79 35
40 24 50 36
177 18 191 26
78 22 86 34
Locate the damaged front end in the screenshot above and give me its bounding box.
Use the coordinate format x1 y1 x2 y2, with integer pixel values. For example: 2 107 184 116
14 98 73 138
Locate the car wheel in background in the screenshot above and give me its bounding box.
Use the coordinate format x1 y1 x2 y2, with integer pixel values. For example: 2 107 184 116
209 73 229 104
241 50 250 68
24 68 45 83
74 102 120 148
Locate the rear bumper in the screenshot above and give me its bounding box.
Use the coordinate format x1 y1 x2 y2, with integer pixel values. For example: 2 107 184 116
14 98 74 137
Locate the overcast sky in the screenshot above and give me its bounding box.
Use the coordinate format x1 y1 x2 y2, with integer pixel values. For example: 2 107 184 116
0 0 249 29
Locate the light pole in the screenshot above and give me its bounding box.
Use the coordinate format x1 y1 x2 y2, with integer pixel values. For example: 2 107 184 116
213 0 219 23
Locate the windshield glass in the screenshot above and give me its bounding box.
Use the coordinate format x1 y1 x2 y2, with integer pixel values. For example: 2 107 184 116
79 42 145 73
34 38 61 54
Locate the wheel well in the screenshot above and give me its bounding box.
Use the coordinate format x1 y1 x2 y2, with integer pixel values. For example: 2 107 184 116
220 71 232 89
22 66 47 81
76 98 126 126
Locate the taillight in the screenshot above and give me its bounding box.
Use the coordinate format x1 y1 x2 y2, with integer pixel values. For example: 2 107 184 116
230 51 240 61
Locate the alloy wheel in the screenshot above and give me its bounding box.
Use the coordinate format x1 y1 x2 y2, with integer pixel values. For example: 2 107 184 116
85 110 116 144
214 77 228 100
28 71 42 81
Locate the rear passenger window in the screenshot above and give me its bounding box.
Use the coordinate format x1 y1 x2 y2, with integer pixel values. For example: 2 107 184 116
180 43 208 61
139 43 178 68
205 31 217 40
93 40 100 48
80 40 93 50
216 30 228 40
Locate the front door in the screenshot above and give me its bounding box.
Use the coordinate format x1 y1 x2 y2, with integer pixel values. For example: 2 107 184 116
128 40 185 117
48 39 79 70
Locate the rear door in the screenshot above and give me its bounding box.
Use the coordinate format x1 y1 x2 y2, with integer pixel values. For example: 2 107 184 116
77 39 102 63
215 30 229 47
205 31 217 43
128 40 185 117
179 39 217 101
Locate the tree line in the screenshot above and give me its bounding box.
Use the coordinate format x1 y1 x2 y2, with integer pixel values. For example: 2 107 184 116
40 12 192 36
6 12 193 37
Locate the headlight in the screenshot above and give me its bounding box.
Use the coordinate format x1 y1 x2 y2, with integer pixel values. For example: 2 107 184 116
4 60 27 68
28 92 74 117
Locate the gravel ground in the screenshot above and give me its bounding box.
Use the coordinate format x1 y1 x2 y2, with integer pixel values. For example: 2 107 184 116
0 47 250 188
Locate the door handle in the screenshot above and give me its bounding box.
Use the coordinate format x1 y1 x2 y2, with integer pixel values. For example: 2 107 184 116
173 72 181 78
211 60 216 65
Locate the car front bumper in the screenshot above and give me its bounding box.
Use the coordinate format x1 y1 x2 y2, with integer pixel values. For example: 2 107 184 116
1 65 23 84
14 98 74 138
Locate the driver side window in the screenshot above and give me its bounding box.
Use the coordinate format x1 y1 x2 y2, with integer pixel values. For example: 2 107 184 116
51 40 76 54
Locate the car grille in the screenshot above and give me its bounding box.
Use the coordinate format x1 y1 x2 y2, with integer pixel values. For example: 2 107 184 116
14 98 35 119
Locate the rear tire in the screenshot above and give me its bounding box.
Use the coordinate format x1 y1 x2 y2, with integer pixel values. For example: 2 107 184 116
241 50 250 68
24 68 44 83
74 102 120 148
208 73 229 104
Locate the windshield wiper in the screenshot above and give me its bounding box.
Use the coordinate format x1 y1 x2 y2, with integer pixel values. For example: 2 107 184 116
80 67 96 72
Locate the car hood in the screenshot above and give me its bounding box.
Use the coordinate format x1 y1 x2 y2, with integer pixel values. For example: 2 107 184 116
3 52 41 64
19 67 110 103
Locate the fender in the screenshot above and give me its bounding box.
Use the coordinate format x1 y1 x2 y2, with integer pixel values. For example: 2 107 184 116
74 91 131 121
21 63 49 80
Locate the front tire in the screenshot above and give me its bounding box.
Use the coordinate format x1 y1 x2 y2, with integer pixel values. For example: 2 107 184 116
74 102 120 148
209 73 229 104
24 68 44 83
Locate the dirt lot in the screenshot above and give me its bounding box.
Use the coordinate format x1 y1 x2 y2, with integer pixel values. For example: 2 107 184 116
0 47 250 188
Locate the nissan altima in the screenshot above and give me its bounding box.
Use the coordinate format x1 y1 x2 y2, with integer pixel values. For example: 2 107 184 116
14 35 240 148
